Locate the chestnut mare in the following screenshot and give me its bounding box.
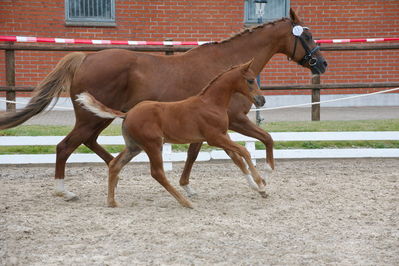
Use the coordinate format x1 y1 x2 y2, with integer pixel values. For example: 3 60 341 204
77 60 266 208
0 9 327 200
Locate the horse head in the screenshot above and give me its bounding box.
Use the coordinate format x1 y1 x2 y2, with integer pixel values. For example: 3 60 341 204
285 8 328 74
238 59 265 108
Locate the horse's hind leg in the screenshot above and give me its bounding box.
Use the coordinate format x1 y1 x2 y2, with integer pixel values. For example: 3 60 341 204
108 144 141 207
179 142 202 197
83 119 114 165
54 118 113 200
144 141 193 208
55 124 93 200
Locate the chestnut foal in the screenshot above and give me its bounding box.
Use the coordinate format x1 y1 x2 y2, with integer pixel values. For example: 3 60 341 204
77 60 266 208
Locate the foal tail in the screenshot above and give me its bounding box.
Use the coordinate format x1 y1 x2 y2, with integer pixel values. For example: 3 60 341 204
0 52 86 130
76 92 126 119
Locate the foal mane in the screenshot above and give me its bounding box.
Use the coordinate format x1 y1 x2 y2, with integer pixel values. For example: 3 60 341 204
198 64 242 96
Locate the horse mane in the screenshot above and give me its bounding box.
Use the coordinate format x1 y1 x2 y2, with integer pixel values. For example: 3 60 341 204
193 17 291 50
198 64 242 96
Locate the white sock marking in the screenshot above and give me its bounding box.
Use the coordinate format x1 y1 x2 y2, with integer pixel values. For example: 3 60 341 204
55 179 78 201
245 174 259 191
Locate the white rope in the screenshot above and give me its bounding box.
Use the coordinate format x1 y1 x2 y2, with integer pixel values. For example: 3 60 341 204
1 87 398 112
0 99 73 110
249 87 399 112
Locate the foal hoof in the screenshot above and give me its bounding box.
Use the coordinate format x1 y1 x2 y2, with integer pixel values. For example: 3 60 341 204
107 200 120 208
182 201 194 209
258 191 268 198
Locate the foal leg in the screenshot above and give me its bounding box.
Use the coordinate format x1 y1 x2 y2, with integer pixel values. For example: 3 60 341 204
229 114 274 181
225 150 260 190
179 142 202 197
144 142 193 208
208 135 266 197
107 145 142 207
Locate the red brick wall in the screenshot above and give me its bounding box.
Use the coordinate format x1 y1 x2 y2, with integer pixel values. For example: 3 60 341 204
1 0 398 96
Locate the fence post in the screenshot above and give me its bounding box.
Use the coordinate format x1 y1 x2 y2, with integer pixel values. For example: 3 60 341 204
165 38 174 56
5 44 16 112
311 74 320 121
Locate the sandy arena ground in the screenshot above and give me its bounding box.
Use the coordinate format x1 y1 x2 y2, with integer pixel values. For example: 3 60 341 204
1 159 398 265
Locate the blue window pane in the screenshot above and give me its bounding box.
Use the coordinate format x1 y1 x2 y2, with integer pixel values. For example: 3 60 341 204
245 0 290 24
66 0 115 22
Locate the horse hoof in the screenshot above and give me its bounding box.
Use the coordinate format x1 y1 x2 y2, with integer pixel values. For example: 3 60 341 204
265 164 273 173
54 190 79 201
64 193 79 202
182 185 197 197
259 191 268 198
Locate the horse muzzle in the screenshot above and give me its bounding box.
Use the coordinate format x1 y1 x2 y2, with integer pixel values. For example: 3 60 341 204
253 95 265 108
310 58 328 74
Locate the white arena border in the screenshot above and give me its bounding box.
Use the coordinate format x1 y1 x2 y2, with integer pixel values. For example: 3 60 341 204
1 132 398 170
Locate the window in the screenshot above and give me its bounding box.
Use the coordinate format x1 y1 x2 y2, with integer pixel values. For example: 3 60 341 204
65 0 116 26
244 0 290 24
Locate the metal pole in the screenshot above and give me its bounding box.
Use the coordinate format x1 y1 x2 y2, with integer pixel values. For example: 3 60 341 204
255 75 263 125
5 44 16 112
311 74 321 121
255 5 266 126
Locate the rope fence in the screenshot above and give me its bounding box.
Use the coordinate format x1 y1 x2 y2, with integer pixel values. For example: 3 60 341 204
1 87 399 112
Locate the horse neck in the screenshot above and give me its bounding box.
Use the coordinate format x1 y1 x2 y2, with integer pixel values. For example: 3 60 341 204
189 19 291 75
199 71 240 109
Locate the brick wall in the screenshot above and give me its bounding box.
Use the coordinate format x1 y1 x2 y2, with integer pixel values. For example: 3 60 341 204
0 0 398 97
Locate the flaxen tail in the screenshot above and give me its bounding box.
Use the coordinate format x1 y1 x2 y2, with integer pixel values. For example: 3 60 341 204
0 52 86 130
76 92 126 119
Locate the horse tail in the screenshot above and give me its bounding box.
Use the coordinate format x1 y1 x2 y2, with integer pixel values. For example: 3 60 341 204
75 92 126 119
0 52 86 130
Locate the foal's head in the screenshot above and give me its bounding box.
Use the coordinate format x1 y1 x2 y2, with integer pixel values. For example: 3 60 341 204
284 9 328 74
234 60 265 108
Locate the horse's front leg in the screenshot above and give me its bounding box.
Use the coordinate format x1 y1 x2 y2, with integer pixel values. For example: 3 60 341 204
229 114 274 181
179 142 203 197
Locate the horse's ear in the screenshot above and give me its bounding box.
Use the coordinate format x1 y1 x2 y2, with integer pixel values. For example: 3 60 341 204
289 8 300 24
241 58 254 73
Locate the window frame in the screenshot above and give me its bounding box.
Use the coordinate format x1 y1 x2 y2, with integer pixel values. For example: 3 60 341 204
65 0 116 27
244 0 290 25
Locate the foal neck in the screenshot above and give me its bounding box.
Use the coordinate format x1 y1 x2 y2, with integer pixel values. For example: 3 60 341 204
199 68 242 109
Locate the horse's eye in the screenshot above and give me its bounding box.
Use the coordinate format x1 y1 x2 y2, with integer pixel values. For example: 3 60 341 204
247 79 255 84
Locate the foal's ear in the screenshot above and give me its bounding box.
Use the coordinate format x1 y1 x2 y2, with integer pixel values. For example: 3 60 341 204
289 8 300 24
241 58 254 73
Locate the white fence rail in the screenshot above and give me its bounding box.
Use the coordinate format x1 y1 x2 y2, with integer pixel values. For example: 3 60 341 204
1 132 398 169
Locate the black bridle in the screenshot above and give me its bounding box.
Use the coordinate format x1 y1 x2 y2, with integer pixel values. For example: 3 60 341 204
290 25 320 67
